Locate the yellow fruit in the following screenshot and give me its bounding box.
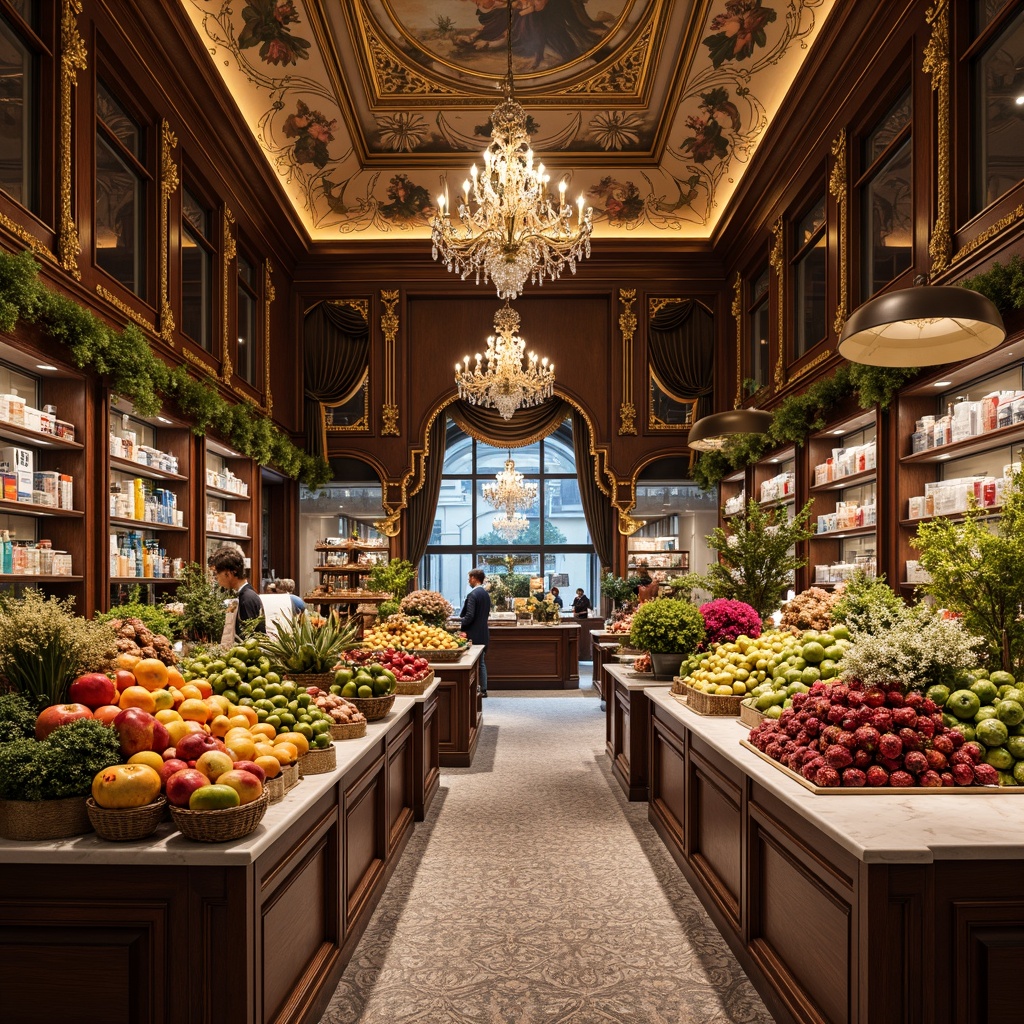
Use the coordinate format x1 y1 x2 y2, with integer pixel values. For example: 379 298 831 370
254 754 281 779
274 731 309 756
127 750 165 771
179 698 210 723
150 689 175 712
155 709 183 725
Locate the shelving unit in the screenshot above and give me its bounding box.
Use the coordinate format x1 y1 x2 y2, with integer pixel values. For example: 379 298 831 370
720 469 746 517
204 437 256 577
627 518 689 594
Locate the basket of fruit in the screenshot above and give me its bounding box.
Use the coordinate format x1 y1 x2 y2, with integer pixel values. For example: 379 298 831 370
331 662 398 721
395 670 434 695
305 686 368 739
87 796 167 842
298 745 337 776
266 775 286 802
345 693 396 721
260 611 362 692
361 614 468 662
738 699 767 729
281 763 300 790
170 789 270 843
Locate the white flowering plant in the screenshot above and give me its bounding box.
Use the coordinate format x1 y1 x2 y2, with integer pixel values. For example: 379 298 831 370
399 589 453 626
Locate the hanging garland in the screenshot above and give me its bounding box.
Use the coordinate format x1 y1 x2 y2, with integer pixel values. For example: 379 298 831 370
0 248 331 488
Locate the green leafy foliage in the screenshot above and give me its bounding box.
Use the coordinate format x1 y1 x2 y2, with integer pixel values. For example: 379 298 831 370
174 563 227 643
97 586 178 641
960 254 1024 312
366 558 417 597
259 610 361 673
0 692 41 742
600 571 639 610
628 598 706 654
830 570 909 636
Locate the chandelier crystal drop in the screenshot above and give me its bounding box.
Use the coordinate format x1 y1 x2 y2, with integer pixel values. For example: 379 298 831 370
455 302 555 420
482 453 537 513
430 2 593 300
492 510 529 542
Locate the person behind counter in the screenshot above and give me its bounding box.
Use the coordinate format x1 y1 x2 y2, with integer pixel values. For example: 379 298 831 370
572 587 592 619
460 567 491 698
549 586 563 609
210 545 265 643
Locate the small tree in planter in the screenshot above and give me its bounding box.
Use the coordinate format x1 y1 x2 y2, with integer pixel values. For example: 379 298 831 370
600 571 640 616
628 598 706 679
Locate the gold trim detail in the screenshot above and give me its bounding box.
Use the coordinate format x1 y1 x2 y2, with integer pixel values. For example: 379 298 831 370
159 120 178 346
788 349 831 384
618 288 637 435
182 348 219 377
366 29 455 97
829 129 848 337
649 370 698 431
0 213 57 264
59 0 87 278
373 510 402 537
221 207 236 381
951 204 1024 266
770 219 785 390
263 259 275 415
380 289 399 436
565 24 651 95
732 272 743 408
923 0 951 275
329 298 369 320
617 512 647 536
648 297 685 318
325 374 370 433
95 285 156 333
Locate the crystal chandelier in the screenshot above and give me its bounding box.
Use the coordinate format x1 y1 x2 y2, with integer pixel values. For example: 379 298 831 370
430 1 593 300
492 510 529 542
455 302 555 420
483 453 537 512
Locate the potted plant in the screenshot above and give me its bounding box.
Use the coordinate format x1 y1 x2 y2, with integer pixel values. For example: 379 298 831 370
399 589 454 627
173 562 227 644
628 597 706 679
600 571 640 619
366 558 417 598
259 610 362 686
527 595 561 624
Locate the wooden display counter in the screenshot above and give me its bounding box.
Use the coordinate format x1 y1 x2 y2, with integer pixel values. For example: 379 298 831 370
604 663 673 800
0 692 437 1024
591 633 622 701
573 615 606 660
646 687 1024 1024
485 622 579 689
426 644 483 768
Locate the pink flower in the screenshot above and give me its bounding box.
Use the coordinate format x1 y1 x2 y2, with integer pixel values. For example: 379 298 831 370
699 599 762 647
263 38 292 65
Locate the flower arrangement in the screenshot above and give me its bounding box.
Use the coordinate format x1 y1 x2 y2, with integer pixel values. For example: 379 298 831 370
628 598 706 655
399 589 453 626
528 596 561 623
699 599 762 647
779 587 837 633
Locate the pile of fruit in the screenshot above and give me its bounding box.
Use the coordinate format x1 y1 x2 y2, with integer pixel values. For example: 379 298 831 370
332 662 397 699
748 678 998 788
362 615 467 652
108 618 177 666
357 647 431 683
306 687 366 726
605 614 633 635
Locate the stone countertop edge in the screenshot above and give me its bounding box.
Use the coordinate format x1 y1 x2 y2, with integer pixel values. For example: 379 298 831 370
0 695 420 867
605 663 674 691
646 687 1024 865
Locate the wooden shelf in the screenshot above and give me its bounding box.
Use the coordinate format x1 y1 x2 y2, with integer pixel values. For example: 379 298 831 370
110 576 179 584
315 565 370 574
901 421 1024 464
110 456 187 483
303 592 391 604
758 495 796 509
0 499 82 518
206 485 250 501
811 524 877 540
0 574 83 582
900 507 1002 528
314 543 388 553
809 469 877 493
207 530 251 541
0 421 82 451
110 516 188 532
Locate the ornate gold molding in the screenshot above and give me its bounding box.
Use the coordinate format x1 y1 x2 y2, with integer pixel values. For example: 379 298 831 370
159 120 179 347
380 289 399 436
923 0 951 275
951 203 1024 266
617 511 647 536
373 509 402 537
648 297 684 318
565 23 651 95
329 298 369 319
182 347 219 378
263 259 275 415
829 129 848 337
59 0 87 278
788 349 831 384
732 273 743 408
366 28 455 97
95 284 156 333
770 219 785 390
618 288 637 435
0 212 57 265
221 208 236 380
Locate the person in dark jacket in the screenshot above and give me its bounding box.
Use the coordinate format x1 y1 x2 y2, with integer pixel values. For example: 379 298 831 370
210 545 265 641
572 588 592 619
460 567 491 697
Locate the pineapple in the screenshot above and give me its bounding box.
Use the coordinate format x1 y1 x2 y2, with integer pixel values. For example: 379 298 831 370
259 611 361 674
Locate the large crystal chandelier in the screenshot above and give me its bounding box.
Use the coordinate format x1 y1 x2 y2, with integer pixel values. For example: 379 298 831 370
430 1 593 301
455 301 555 420
483 453 537 512
492 510 529 542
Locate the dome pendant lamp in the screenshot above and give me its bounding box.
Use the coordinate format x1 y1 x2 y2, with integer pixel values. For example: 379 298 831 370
687 408 774 451
838 282 1005 367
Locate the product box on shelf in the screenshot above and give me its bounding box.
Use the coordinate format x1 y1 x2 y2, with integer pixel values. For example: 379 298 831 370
0 446 33 502
951 402 981 443
0 392 26 426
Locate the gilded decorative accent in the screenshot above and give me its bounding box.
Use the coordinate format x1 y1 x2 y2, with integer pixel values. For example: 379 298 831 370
0 212 58 265
325 375 370 433
618 289 637 436
788 349 831 384
829 129 848 337
732 273 743 408
381 289 399 436
182 348 219 377
263 259 275 414
770 219 785 390
951 204 1024 266
328 298 369 320
648 375 697 431
58 0 87 278
923 0 951 274
565 24 651 95
367 31 454 97
221 208 236 380
95 284 156 333
648 297 685 318
372 510 402 537
617 512 647 536
159 120 179 347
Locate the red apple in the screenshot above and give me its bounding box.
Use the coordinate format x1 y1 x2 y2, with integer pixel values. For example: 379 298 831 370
216 769 263 805
114 669 138 694
176 730 222 762
68 672 117 709
158 758 189 786
164 768 210 807
112 707 170 756
35 703 93 740
231 760 266 784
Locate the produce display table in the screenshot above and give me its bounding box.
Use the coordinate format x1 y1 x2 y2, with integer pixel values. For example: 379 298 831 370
592 638 621 702
604 663 673 800
572 615 606 661
485 622 579 689
646 687 1024 1024
0 694 436 1024
427 644 483 768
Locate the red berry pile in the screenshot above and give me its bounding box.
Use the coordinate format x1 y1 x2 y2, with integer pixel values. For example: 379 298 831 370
748 679 999 788
340 647 430 682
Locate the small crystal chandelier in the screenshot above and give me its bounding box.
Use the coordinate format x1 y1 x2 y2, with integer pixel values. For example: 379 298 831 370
430 1 593 300
455 302 555 420
492 510 529 542
483 453 537 512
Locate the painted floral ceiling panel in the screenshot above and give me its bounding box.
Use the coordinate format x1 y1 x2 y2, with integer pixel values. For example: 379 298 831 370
182 0 838 241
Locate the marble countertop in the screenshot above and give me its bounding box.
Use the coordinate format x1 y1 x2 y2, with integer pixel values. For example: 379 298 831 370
427 644 484 669
605 663 674 691
647 688 1024 864
0 696 420 868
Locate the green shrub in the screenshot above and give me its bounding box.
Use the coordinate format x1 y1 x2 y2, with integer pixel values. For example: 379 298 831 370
628 598 706 654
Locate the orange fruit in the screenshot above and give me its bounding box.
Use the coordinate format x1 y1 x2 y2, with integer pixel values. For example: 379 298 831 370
194 750 234 781
272 741 298 764
166 666 186 690
193 680 213 699
209 715 232 737
178 698 210 723
205 694 231 715
254 742 277 758
227 714 251 732
232 705 258 727
165 720 192 746
133 658 169 691
115 652 141 673
275 731 309 756
155 709 183 725
254 755 281 779
178 683 203 702
224 734 255 761
119 686 156 713
127 750 165 771
92 704 122 726
251 723 277 740
150 689 175 712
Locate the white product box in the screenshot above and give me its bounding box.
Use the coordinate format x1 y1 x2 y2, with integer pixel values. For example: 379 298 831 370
0 446 33 501
0 393 25 426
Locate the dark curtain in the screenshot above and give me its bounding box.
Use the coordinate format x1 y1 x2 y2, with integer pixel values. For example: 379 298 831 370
405 412 448 566
448 397 572 448
571 408 615 569
648 300 715 423
303 302 370 460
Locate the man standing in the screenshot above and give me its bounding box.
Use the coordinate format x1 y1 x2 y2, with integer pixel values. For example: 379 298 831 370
210 545 266 642
460 567 491 697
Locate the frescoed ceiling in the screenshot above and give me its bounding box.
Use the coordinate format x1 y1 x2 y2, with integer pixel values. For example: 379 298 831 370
181 0 839 242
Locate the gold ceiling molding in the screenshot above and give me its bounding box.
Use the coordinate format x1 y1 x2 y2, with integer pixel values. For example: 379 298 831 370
380 289 399 436
770 218 785 390
263 258 275 415
59 0 87 278
221 207 236 381
159 120 179 347
732 272 743 408
923 0 951 274
0 213 57 266
618 288 637 435
829 128 848 337
788 348 831 384
365 25 456 98
565 22 653 97
95 284 156 334
182 347 219 378
950 203 1024 267
328 298 369 320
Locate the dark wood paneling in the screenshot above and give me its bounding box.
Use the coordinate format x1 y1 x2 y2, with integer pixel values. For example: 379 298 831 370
344 755 387 929
649 711 686 857
387 718 415 850
486 626 580 688
689 748 742 926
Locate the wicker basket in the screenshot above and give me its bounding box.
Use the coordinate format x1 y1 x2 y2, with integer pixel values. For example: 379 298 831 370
414 647 465 663
282 671 337 690
0 795 92 841
394 670 434 695
330 720 368 740
169 790 270 842
298 745 337 777
266 775 286 803
345 692 396 721
281 763 300 790
86 797 167 842
738 702 767 729
671 676 689 695
685 686 744 717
